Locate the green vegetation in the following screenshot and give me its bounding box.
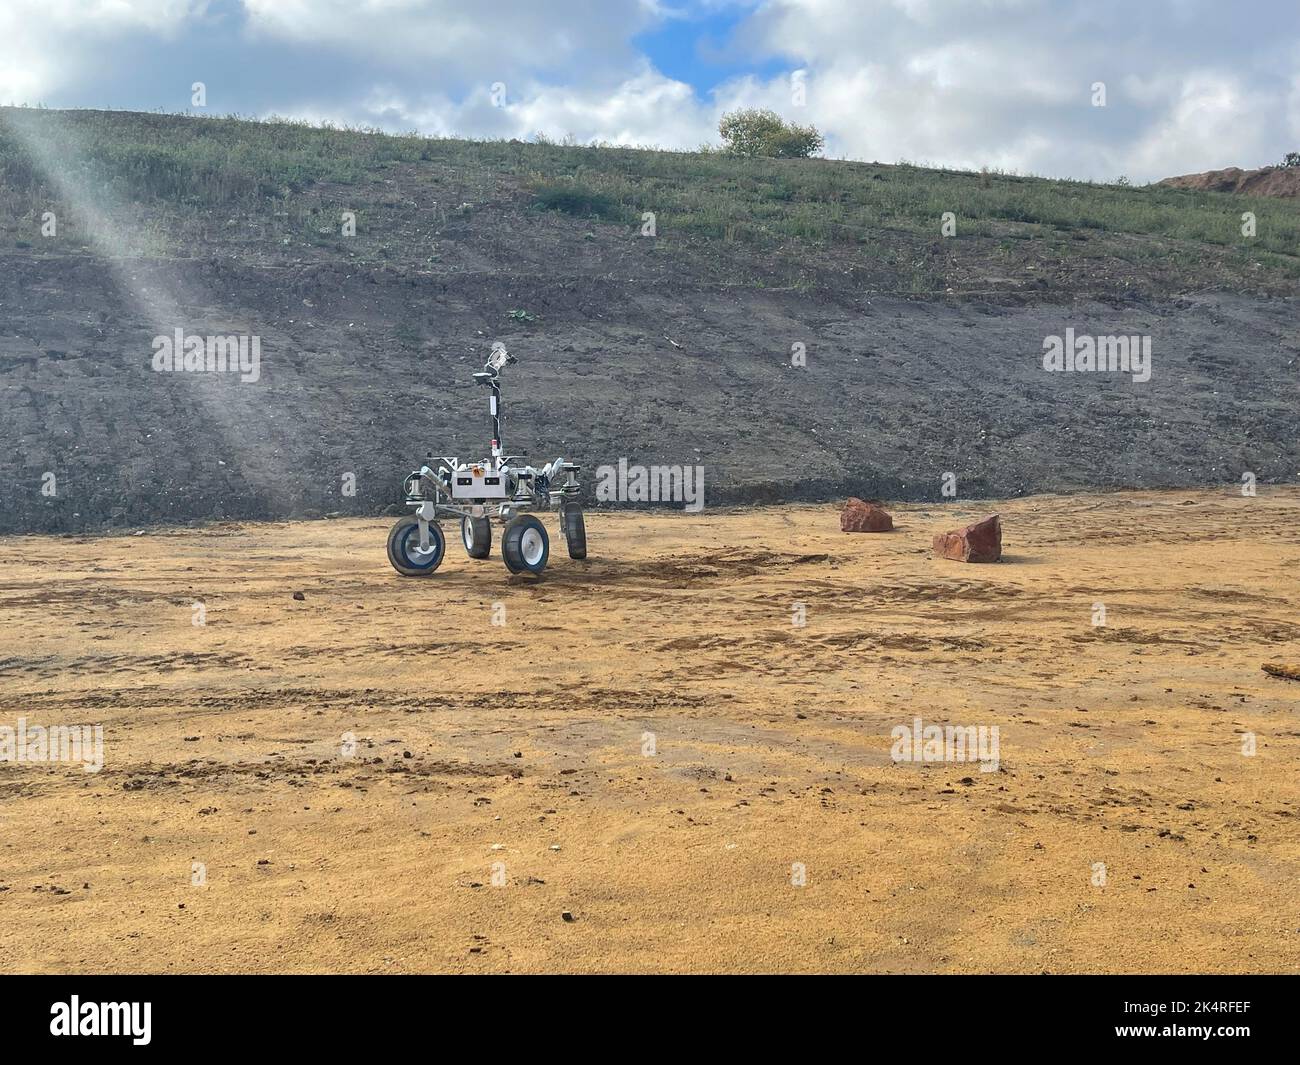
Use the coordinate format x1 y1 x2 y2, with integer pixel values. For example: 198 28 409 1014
530 180 625 221
717 108 825 159
2 106 1299 292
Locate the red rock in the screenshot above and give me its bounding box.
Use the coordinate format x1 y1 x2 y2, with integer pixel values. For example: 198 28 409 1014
841 497 893 532
933 514 1002 562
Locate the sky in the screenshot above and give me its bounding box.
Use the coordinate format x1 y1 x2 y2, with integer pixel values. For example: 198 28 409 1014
1 0 1298 182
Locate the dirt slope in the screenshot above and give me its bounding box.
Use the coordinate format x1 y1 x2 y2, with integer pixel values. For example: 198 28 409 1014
4 253 1298 533
2 108 1299 534
1 490 1297 973
1160 166 1300 199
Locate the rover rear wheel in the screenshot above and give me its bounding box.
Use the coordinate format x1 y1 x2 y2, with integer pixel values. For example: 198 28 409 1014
461 515 492 558
502 515 549 575
562 506 587 560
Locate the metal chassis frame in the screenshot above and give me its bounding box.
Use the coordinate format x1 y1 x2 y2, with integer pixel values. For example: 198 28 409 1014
396 344 582 555
404 460 581 551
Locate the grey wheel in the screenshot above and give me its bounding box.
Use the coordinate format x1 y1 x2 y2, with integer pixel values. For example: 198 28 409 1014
502 515 549 575
387 516 445 576
461 515 492 558
562 506 587 560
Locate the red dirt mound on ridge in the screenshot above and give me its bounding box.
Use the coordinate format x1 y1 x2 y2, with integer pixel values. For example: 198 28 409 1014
1159 166 1300 199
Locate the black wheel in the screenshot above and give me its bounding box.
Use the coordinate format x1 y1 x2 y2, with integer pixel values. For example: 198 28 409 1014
501 515 549 575
387 516 445 576
461 515 492 558
562 506 587 560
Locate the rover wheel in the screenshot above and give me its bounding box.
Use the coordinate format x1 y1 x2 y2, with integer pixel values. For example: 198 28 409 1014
387 516 445 576
502 515 549 575
562 506 587 560
461 515 492 559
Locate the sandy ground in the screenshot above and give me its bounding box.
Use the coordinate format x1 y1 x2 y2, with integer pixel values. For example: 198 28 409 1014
1 490 1298 974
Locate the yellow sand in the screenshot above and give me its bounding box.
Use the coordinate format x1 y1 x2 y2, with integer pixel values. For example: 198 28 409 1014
1 489 1297 973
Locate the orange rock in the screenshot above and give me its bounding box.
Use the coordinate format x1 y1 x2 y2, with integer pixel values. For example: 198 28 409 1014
933 514 1002 562
841 498 894 533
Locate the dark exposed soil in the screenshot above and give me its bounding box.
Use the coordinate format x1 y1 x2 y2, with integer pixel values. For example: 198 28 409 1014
2 245 1298 534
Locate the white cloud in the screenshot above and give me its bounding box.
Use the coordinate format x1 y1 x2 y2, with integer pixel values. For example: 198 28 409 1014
2 0 1298 181
241 0 655 79
1127 74 1278 178
737 0 1300 178
484 66 713 147
0 0 197 102
257 63 716 150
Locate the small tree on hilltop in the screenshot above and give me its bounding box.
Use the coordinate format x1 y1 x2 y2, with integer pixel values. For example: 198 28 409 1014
718 108 825 159
1282 151 1300 168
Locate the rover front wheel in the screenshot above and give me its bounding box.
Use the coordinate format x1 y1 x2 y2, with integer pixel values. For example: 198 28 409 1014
461 515 492 558
502 515 549 575
387 516 445 576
